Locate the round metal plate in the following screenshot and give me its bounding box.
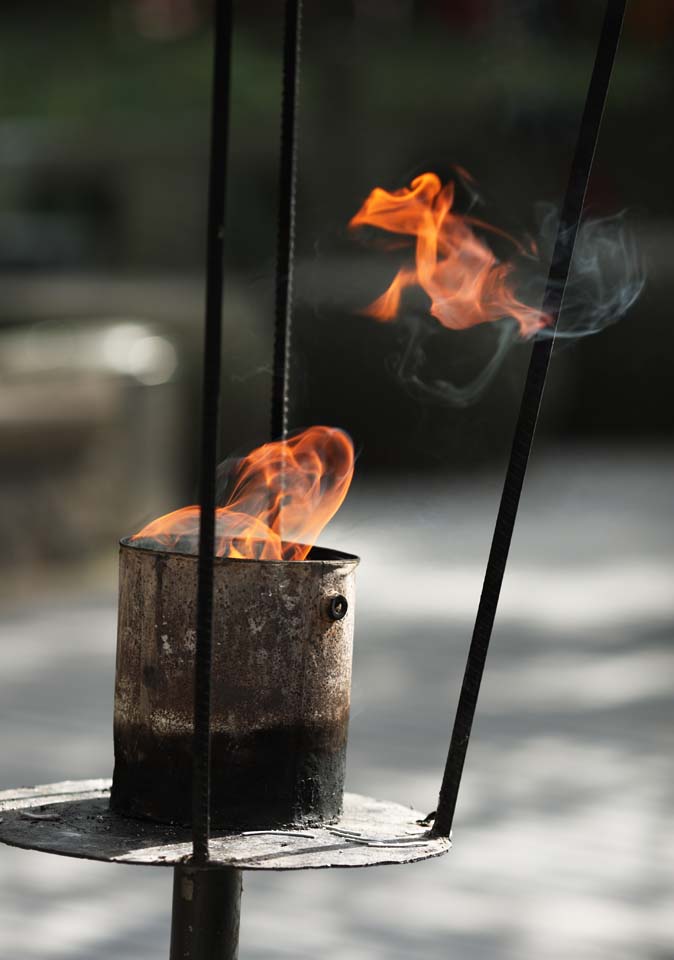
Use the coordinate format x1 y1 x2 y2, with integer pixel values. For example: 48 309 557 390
0 780 449 871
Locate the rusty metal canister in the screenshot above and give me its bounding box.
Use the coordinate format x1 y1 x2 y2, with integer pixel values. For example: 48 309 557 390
110 539 358 829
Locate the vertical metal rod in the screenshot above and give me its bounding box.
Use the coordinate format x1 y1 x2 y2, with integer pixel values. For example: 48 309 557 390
193 0 234 864
432 0 627 839
170 866 242 960
271 0 303 441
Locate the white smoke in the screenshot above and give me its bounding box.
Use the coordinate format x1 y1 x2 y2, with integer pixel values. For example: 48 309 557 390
386 207 645 406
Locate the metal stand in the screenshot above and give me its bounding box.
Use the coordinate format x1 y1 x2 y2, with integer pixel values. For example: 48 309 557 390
0 3 627 958
170 865 242 960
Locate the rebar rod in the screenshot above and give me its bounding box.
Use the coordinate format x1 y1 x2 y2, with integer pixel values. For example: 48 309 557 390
170 865 242 960
432 0 627 839
271 0 303 441
193 0 234 865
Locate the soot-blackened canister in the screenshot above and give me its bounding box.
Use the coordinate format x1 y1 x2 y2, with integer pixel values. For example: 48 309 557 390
110 539 358 829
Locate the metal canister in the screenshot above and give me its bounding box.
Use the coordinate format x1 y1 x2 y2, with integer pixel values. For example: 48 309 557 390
111 539 358 829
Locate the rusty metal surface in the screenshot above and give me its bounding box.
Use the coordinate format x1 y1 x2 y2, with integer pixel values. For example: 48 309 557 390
112 542 359 828
0 780 450 871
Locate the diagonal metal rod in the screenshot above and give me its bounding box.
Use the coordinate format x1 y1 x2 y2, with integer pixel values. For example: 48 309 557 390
271 0 303 441
193 0 234 865
432 0 627 839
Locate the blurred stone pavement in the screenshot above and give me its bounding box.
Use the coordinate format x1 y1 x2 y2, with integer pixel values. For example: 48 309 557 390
1 446 672 960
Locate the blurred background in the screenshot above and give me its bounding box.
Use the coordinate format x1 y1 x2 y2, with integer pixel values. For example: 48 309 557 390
0 1 672 958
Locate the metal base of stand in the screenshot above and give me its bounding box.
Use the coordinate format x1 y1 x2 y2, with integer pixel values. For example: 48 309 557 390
1 779 449 960
0 780 450 870
170 865 241 960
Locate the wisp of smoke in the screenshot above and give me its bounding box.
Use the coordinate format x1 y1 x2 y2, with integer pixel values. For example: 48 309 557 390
382 207 644 406
389 313 519 409
529 205 645 341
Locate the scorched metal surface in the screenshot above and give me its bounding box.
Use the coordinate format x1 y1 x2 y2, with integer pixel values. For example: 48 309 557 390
0 780 450 870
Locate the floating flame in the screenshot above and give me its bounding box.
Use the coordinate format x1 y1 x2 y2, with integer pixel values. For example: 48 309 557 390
349 171 549 336
131 426 354 561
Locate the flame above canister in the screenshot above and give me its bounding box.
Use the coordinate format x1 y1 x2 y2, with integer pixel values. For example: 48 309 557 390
131 426 354 561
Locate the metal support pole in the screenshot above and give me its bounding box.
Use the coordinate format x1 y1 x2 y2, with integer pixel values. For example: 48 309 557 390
193 0 233 866
170 866 242 960
271 0 303 441
431 0 627 839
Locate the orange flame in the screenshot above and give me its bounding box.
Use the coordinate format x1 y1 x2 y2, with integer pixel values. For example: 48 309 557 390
131 426 354 561
349 171 548 336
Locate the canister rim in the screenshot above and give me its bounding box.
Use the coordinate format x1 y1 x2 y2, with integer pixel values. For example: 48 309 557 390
119 538 359 566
